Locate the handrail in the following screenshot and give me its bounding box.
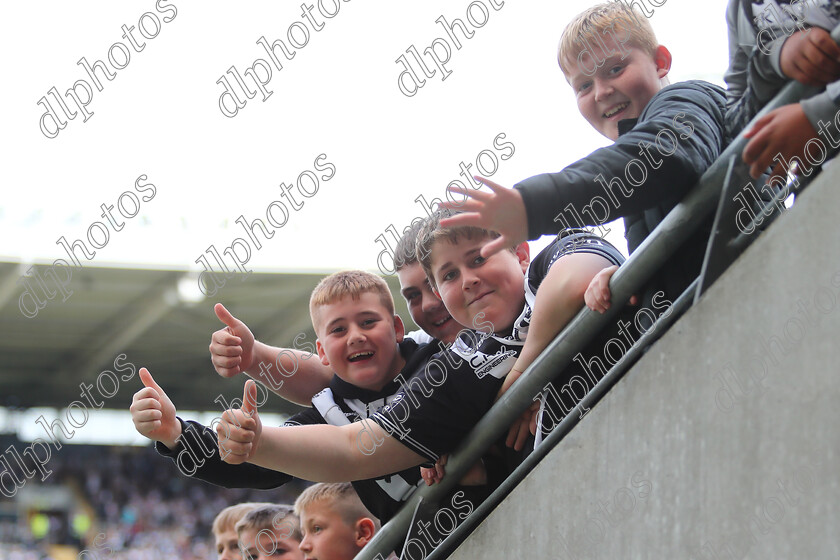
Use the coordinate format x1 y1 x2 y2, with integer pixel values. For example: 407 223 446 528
424 276 699 559
357 31 836 557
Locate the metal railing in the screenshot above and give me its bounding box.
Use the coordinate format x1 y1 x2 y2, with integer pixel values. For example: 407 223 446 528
357 27 838 558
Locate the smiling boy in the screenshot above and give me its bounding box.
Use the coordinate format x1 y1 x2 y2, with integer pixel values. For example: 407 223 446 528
131 271 442 525
441 2 728 316
215 213 623 478
206 222 462 405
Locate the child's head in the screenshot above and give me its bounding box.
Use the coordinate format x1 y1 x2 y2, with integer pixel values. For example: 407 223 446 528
213 503 268 560
558 2 671 141
295 482 379 560
235 504 303 560
395 219 461 344
309 271 405 391
416 210 529 335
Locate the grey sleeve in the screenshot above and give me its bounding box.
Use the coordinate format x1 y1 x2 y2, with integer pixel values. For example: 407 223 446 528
800 81 840 130
725 0 790 135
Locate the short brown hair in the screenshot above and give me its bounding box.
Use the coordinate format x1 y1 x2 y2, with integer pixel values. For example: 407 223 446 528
557 2 658 76
416 209 503 289
294 482 380 531
212 503 267 536
394 218 427 272
309 271 395 333
235 504 302 543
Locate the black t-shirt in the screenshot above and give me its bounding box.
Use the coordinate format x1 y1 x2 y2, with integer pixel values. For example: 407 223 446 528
371 230 625 462
155 338 441 524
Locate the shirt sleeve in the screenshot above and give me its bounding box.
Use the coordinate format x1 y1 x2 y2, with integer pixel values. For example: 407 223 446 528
153 414 318 489
724 0 791 134
531 232 625 287
515 82 727 240
369 337 519 462
405 329 434 345
800 82 840 130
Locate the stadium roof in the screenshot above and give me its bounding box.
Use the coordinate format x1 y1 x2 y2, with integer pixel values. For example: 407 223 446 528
0 261 414 416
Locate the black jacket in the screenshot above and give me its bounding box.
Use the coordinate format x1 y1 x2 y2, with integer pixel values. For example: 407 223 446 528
156 339 440 524
515 80 729 302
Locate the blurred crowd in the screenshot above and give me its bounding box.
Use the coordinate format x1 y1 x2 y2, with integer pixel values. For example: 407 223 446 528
0 441 307 559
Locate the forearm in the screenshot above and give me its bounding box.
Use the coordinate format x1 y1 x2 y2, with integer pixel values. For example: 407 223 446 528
724 0 789 134
516 85 726 238
801 84 840 129
727 41 789 134
249 423 425 481
246 342 332 405
515 255 609 375
157 419 293 488
157 422 182 450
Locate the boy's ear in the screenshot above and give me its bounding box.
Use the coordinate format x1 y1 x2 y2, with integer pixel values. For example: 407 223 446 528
355 518 376 547
654 45 672 79
393 314 405 343
316 339 329 367
515 242 530 273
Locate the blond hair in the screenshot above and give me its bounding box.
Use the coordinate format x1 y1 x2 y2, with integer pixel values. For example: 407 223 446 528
234 504 302 542
294 482 380 531
309 270 396 333
557 2 658 75
212 502 268 536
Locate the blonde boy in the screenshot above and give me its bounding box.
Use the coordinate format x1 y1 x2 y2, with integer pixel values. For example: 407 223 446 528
212 502 266 560
131 271 443 525
216 209 622 472
295 483 379 560
440 2 728 318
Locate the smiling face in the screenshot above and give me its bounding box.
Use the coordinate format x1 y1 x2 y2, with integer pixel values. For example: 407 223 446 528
564 40 671 140
238 527 303 560
298 501 370 560
397 262 462 344
428 236 530 335
314 292 405 391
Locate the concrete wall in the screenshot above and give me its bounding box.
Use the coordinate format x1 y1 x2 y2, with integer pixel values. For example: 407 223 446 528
450 164 840 559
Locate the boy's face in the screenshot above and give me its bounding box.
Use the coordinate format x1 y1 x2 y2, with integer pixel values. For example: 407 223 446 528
397 262 462 344
315 292 405 391
238 527 303 560
429 236 530 334
564 40 671 141
298 502 365 560
215 527 242 560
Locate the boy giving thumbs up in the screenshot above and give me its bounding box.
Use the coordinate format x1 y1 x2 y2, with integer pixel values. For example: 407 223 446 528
128 270 446 525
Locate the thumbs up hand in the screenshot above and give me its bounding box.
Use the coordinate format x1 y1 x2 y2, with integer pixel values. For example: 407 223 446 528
217 380 263 464
130 367 181 449
209 303 255 378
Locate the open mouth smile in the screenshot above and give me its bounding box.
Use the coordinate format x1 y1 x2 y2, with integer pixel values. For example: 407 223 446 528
603 102 629 118
348 351 374 362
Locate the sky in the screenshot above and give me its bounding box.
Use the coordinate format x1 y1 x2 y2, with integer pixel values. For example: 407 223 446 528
0 0 731 443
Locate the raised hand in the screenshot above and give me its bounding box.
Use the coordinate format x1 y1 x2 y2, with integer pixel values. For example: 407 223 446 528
780 28 840 87
130 367 181 449
216 380 263 464
584 265 638 313
439 176 529 258
210 303 255 378
420 455 447 486
743 103 818 180
505 401 540 452
420 453 488 486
